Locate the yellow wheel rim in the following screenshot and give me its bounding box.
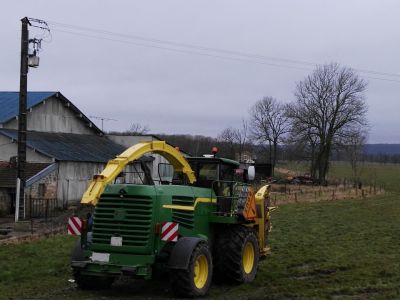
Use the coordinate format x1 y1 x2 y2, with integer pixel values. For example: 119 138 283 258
193 254 209 289
243 241 255 274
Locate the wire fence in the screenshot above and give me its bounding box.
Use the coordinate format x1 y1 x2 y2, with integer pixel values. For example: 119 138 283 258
268 180 385 206
29 198 58 220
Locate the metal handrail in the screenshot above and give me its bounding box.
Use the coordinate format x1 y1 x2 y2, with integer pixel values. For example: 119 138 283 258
211 180 252 216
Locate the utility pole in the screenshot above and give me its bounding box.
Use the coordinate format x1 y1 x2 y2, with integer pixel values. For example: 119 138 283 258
16 17 29 222
16 17 50 222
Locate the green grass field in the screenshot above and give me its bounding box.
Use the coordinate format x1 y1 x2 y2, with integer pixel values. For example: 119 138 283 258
329 162 400 193
1 163 399 299
279 161 400 193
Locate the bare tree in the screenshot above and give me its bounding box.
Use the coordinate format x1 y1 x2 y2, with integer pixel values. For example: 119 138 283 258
218 127 237 159
287 63 368 184
128 122 150 135
250 97 289 175
233 119 249 161
285 111 320 178
217 127 238 159
218 120 249 161
341 128 368 184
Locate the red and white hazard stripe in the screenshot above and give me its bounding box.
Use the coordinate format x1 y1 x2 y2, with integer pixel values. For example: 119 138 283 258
161 222 179 242
67 216 82 235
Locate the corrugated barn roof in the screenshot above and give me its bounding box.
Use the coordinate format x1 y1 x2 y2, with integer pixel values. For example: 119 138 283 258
0 129 126 163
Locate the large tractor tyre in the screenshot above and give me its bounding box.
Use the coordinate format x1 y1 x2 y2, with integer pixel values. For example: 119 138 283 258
214 226 259 283
170 242 213 297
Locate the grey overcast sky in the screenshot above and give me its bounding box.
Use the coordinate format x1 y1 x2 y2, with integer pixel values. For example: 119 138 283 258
1 1 399 143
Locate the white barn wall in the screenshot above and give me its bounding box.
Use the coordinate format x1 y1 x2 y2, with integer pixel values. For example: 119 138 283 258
57 161 105 206
5 96 95 134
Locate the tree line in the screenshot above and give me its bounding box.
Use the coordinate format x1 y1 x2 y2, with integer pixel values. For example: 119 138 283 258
118 63 371 185
216 63 369 184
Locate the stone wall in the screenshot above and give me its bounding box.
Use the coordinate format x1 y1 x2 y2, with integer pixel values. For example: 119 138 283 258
26 169 58 200
25 167 58 218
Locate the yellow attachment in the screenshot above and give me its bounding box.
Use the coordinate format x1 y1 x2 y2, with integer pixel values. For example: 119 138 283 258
254 184 271 257
81 141 196 206
193 254 209 289
162 197 216 211
255 185 270 200
243 241 255 274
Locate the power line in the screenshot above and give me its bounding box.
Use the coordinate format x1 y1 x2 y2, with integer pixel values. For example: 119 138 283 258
51 28 314 72
48 21 400 83
48 21 317 67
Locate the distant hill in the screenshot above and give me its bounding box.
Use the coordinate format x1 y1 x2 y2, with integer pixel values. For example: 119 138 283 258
364 144 400 155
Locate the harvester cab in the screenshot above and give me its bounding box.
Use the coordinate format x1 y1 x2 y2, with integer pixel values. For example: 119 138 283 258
187 156 257 220
71 141 272 297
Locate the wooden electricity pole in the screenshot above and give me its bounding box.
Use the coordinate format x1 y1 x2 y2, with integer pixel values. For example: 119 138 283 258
16 17 30 222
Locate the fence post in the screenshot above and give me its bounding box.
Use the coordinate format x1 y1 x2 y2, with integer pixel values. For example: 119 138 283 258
29 195 32 219
45 199 49 222
30 217 34 235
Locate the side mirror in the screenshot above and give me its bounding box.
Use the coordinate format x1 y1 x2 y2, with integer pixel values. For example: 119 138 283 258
247 166 255 181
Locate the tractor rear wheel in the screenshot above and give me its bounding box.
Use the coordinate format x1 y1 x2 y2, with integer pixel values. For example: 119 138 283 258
170 242 213 297
214 225 259 283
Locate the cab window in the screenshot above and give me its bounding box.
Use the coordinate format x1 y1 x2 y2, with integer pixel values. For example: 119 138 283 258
199 164 218 181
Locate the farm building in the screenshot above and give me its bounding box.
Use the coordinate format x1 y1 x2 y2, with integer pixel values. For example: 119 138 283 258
0 91 160 217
